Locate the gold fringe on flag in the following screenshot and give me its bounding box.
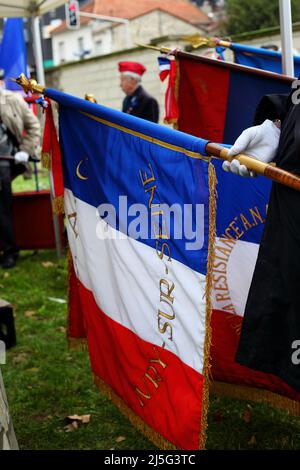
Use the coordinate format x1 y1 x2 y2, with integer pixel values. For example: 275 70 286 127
94 375 177 450
52 195 65 214
173 57 180 130
199 161 217 450
41 151 51 170
211 381 300 417
164 118 178 125
68 337 88 351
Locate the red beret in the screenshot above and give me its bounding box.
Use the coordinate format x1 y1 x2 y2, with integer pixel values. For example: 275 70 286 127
118 61 146 77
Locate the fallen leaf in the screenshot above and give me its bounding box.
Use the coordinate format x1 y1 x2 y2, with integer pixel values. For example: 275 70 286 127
64 421 78 433
27 367 39 373
115 436 126 443
3 272 9 278
66 414 91 424
0 284 4 289
248 435 257 446
56 326 66 333
42 261 54 268
12 352 29 365
24 311 36 318
242 405 252 423
79 415 90 424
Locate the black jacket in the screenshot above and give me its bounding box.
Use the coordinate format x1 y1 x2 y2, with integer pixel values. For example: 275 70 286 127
236 87 300 393
122 86 159 123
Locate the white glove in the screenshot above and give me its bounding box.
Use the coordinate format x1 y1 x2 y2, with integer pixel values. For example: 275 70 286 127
14 151 29 163
222 119 280 177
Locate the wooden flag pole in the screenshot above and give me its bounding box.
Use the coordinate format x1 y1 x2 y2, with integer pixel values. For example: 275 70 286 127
206 142 300 192
137 44 300 191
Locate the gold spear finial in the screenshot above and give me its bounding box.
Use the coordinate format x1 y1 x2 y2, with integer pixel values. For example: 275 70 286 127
12 73 45 94
179 35 218 49
85 93 98 104
178 35 232 50
135 43 172 54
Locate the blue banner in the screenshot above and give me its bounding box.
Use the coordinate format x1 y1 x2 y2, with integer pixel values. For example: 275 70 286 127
0 18 27 91
232 42 300 77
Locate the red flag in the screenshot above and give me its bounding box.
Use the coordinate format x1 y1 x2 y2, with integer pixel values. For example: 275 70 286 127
175 51 300 413
41 98 64 214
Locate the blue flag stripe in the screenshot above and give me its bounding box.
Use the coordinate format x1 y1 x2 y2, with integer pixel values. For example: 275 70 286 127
232 42 300 77
46 88 209 157
54 96 210 275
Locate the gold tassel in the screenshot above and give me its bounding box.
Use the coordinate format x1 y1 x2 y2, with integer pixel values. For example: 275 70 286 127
52 195 65 214
172 57 180 131
199 162 217 450
94 375 177 450
41 151 51 170
211 381 300 417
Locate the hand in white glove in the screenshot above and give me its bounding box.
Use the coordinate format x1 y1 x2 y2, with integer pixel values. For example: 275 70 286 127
14 151 29 163
222 119 281 177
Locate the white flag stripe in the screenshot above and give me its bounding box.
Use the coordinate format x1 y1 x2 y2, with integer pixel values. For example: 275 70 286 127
65 188 207 374
159 64 171 72
212 237 259 317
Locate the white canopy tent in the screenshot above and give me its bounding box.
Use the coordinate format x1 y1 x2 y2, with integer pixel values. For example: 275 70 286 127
0 1 67 84
0 1 66 17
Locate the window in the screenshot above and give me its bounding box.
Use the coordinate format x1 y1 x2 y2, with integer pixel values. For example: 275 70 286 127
78 36 84 54
58 41 65 63
95 40 103 55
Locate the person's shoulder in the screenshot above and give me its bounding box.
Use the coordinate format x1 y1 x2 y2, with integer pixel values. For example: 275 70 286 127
1 89 14 100
4 90 24 104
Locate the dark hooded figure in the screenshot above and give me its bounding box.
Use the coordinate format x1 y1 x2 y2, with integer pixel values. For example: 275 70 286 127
223 82 300 393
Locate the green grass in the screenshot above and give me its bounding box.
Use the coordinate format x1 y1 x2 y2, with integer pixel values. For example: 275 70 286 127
1 250 300 450
12 166 50 193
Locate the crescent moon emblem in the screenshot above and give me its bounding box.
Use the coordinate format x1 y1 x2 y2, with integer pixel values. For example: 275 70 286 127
76 159 89 180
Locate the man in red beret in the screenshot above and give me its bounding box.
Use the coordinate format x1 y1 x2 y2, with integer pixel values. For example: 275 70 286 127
118 61 159 123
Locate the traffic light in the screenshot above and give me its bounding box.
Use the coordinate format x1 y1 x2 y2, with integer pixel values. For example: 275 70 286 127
65 1 80 29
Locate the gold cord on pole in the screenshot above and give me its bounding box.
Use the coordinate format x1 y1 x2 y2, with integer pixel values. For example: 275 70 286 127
11 73 45 94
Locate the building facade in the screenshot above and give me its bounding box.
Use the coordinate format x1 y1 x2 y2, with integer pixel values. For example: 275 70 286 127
50 0 211 65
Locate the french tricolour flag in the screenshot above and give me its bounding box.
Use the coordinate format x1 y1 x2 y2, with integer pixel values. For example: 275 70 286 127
45 89 214 449
158 56 171 82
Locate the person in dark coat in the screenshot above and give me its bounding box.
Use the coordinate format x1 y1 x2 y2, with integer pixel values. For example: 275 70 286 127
0 69 40 269
118 61 159 123
222 85 300 393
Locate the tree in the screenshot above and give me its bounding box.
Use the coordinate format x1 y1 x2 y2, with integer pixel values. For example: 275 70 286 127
224 0 300 35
